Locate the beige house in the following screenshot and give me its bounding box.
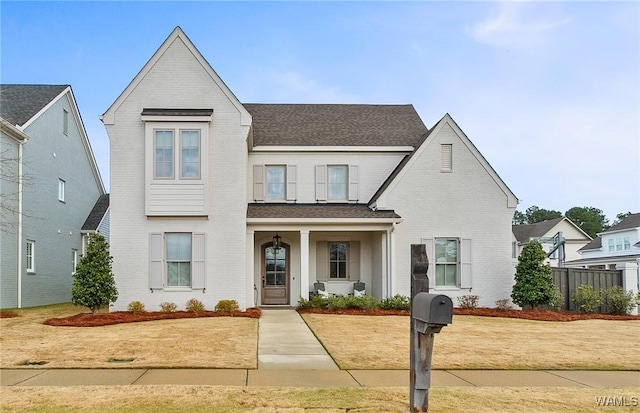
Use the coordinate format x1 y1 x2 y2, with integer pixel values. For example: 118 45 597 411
102 27 518 311
512 217 592 267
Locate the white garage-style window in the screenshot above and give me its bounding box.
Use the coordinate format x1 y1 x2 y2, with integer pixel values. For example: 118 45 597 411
149 233 206 290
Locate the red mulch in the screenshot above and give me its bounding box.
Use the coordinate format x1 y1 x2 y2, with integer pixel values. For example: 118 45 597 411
298 307 640 322
0 310 18 319
43 308 262 327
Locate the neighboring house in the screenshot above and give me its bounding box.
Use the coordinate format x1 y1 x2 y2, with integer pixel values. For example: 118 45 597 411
512 217 592 266
101 27 518 311
566 213 640 289
0 85 106 308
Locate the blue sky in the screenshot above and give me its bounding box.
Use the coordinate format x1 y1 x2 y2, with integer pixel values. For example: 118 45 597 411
2 1 639 223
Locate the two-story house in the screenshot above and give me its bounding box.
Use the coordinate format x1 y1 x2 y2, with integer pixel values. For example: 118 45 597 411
102 27 518 311
512 217 592 267
0 85 107 308
566 213 640 290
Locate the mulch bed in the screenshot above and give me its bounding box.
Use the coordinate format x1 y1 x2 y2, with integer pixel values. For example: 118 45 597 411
43 308 262 327
0 310 18 319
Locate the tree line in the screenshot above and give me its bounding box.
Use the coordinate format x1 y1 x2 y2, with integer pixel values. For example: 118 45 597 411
513 206 634 239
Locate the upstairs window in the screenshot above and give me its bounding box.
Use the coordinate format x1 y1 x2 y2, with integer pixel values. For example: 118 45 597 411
154 130 174 178
180 130 200 178
63 109 69 135
266 165 286 200
327 165 348 200
58 179 65 202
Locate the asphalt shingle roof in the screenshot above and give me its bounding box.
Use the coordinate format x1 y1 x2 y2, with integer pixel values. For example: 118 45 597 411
512 217 565 243
0 85 68 126
243 104 428 147
82 194 110 231
607 213 640 232
247 203 401 220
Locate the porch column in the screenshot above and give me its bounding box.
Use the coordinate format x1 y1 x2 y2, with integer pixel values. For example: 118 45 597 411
300 229 310 301
246 229 256 308
621 262 639 315
387 224 396 297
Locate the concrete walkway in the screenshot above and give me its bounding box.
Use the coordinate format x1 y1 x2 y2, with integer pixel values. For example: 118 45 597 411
258 308 338 370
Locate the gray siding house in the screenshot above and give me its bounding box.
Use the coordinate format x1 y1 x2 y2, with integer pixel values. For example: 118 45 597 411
0 85 107 308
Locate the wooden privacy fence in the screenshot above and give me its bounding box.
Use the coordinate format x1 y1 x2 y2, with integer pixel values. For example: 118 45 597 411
552 267 622 311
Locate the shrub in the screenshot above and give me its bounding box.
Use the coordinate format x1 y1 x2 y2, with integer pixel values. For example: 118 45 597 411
185 298 205 312
71 233 118 313
495 298 514 310
457 295 480 309
511 241 555 309
298 294 330 309
127 301 145 314
215 299 240 312
550 288 564 311
601 286 637 315
379 294 410 310
159 302 177 313
572 285 601 313
326 294 378 311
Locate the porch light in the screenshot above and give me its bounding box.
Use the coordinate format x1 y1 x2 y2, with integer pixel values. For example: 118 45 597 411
272 233 282 251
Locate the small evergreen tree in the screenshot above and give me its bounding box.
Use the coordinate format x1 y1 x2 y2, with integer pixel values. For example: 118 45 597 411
511 241 555 310
72 233 118 313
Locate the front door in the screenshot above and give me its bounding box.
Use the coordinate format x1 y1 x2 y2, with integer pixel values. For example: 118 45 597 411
261 243 289 305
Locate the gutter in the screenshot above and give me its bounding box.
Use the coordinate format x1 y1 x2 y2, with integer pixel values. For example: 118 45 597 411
17 137 24 308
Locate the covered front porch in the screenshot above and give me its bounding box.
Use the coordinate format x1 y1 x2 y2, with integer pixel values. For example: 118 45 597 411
245 204 402 307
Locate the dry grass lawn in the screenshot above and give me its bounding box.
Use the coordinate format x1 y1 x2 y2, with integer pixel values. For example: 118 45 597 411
2 385 639 413
301 314 640 370
0 304 257 369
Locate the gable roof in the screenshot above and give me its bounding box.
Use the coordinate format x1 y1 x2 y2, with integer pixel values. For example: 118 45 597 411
606 213 640 232
512 217 565 243
244 104 428 147
369 113 518 208
0 85 68 126
102 26 250 126
82 194 110 231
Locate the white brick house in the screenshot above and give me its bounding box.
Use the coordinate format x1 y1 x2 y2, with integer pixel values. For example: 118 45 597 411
102 27 518 311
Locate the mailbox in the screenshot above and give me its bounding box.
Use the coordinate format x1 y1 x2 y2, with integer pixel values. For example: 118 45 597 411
412 293 453 327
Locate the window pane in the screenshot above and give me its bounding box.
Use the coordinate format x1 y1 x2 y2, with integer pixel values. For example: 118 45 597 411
155 130 174 178
624 237 631 250
181 130 200 178
166 233 191 260
435 239 457 263
167 262 191 287
266 166 285 199
327 166 347 199
436 264 446 285
608 239 615 252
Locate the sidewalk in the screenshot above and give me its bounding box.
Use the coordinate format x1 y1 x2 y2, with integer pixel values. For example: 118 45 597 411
1 309 639 388
2 368 638 387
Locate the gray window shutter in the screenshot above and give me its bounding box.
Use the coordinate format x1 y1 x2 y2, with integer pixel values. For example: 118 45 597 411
315 165 326 201
460 238 472 289
286 165 297 201
253 165 264 201
149 233 164 289
315 241 328 281
192 233 206 289
348 165 359 201
421 238 435 289
349 241 360 280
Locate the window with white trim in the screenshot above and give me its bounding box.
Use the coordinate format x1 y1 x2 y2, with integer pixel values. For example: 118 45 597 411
63 109 69 135
72 249 78 275
180 130 200 178
435 239 458 286
315 164 359 202
149 233 206 290
153 129 201 179
253 164 297 202
26 240 35 273
154 130 174 178
58 179 65 202
608 236 631 252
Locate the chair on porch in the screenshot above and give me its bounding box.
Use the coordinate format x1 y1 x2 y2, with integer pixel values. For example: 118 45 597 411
312 282 328 298
353 281 366 297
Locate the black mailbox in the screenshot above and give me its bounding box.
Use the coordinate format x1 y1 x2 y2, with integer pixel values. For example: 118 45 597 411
412 293 453 326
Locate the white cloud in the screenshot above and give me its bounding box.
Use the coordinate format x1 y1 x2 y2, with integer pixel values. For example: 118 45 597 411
269 71 362 103
467 2 572 47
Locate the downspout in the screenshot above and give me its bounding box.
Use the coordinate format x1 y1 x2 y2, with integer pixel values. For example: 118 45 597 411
17 139 24 308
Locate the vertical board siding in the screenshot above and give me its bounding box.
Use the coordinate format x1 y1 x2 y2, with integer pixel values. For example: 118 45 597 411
551 267 622 311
